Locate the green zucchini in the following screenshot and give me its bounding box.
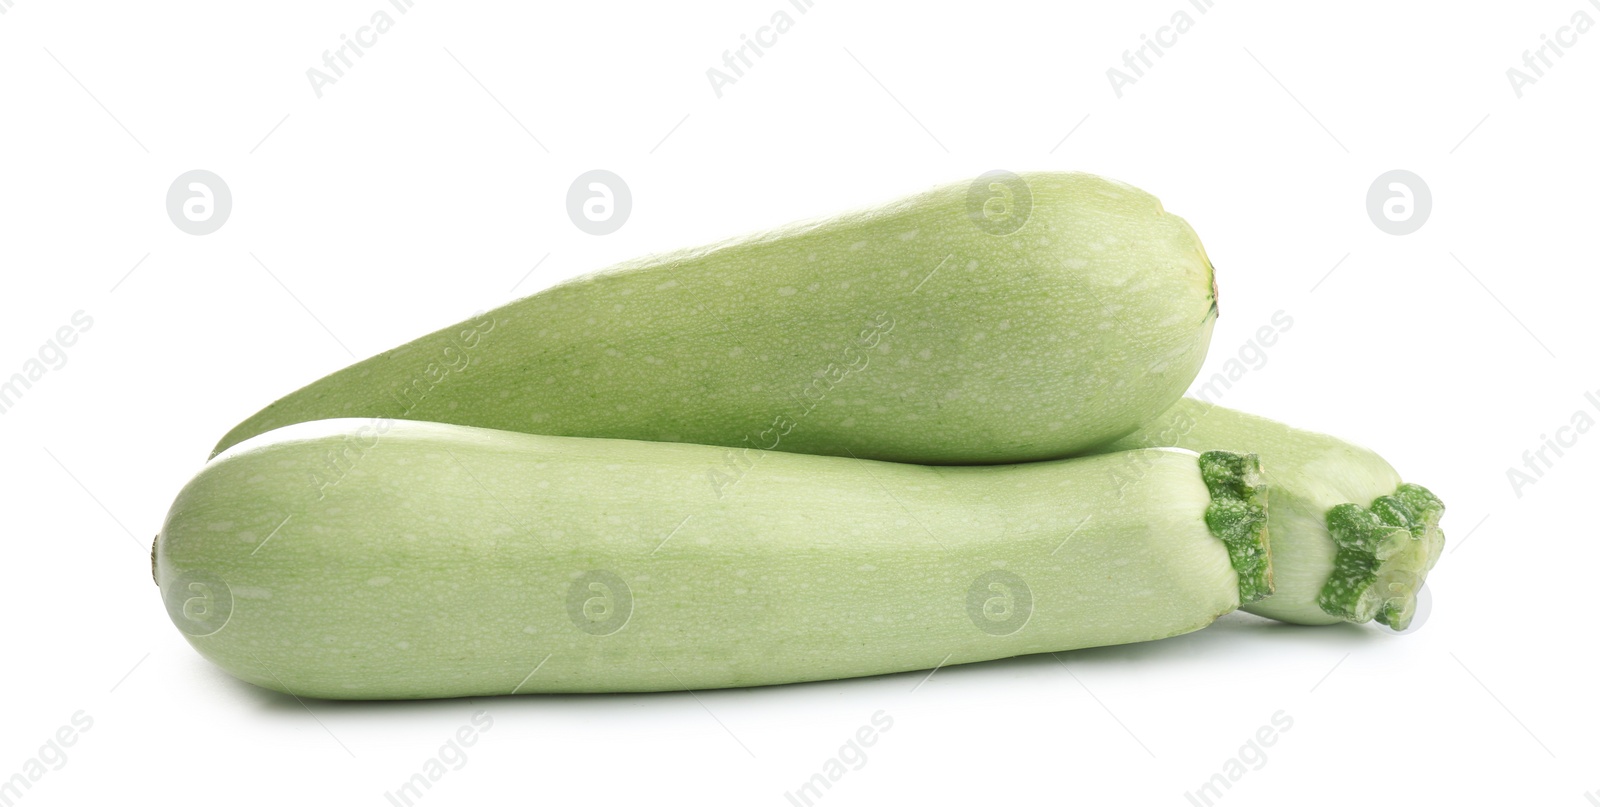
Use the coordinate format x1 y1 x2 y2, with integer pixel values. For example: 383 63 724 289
157 419 1268 698
1096 398 1444 629
211 172 1218 465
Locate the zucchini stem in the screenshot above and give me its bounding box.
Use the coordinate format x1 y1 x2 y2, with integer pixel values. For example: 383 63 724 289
1198 450 1272 604
1319 484 1445 629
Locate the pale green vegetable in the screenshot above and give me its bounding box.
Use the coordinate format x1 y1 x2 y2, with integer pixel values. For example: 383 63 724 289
157 419 1267 698
212 172 1217 465
1097 398 1444 629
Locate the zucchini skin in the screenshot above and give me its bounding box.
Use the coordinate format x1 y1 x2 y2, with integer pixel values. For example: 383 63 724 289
212 172 1216 465
160 420 1262 699
1097 398 1443 629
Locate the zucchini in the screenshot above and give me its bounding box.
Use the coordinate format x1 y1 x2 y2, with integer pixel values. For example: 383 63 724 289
211 172 1217 465
157 419 1268 698
1096 398 1444 629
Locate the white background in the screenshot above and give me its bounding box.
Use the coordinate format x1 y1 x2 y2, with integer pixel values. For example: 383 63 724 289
2 1 1596 804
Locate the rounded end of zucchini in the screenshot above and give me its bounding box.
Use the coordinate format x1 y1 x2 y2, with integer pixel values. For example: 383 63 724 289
1206 261 1219 323
1198 450 1273 605
1318 483 1445 630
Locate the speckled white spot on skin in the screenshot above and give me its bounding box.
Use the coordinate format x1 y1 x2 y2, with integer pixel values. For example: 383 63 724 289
523 625 538 634
368 576 393 586
1066 258 1089 269
396 641 410 650
777 287 797 296
899 229 919 240
656 280 680 291
850 240 868 251
917 349 933 360
207 522 234 532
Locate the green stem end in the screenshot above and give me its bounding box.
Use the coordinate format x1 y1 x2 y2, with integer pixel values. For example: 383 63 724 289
1319 483 1445 630
1198 450 1272 604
